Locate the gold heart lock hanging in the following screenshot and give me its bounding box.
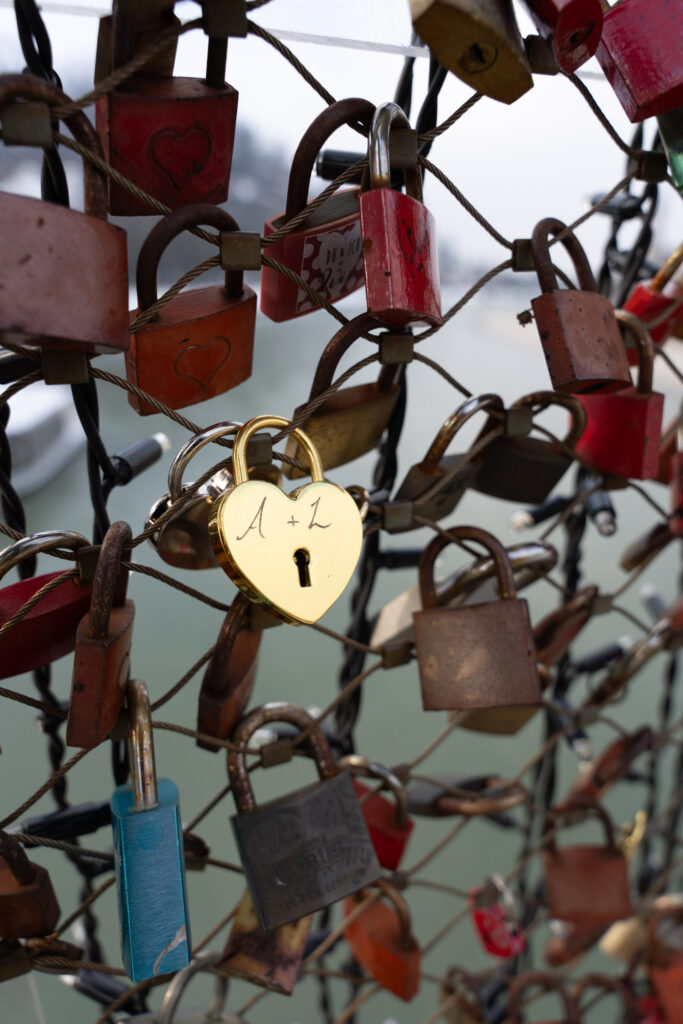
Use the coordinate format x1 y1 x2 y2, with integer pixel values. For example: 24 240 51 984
209 416 363 624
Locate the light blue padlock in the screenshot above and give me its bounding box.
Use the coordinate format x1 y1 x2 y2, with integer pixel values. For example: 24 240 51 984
111 679 191 982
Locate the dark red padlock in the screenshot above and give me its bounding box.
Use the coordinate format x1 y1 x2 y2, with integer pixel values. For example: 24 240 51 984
670 441 683 538
126 203 257 415
595 1 683 123
360 102 441 327
623 244 683 358
468 875 526 959
337 754 414 870
96 6 238 214
648 907 683 1024
519 0 603 72
344 880 421 1002
260 98 374 322
575 311 665 480
507 970 580 1024
531 217 632 393
0 75 128 355
67 522 134 750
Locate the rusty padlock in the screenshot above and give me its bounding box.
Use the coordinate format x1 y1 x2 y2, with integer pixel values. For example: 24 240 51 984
413 526 542 712
531 217 632 393
561 726 654 808
648 906 683 1023
0 831 60 938
575 311 665 480
344 879 421 1002
337 754 414 870
439 967 486 1024
67 522 135 750
284 313 401 478
126 204 257 415
624 243 683 355
0 75 128 355
260 98 374 322
533 585 598 667
544 917 608 967
671 420 683 538
507 970 580 1023
520 0 603 71
573 972 639 1023
407 774 528 819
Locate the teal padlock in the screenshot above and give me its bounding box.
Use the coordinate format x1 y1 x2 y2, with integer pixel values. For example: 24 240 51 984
111 679 191 982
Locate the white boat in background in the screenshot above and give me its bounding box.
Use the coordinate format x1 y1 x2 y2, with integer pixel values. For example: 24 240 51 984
6 382 85 497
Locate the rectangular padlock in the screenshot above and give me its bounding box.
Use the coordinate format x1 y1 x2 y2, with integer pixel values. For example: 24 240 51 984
0 833 60 938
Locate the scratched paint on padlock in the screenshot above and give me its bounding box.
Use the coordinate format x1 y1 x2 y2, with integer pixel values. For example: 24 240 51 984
149 125 211 190
297 221 364 313
172 335 232 392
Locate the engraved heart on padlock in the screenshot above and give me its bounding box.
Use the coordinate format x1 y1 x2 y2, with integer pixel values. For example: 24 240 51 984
150 125 211 190
173 335 232 392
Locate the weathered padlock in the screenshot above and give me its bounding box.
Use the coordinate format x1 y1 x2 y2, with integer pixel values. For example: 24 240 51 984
471 391 586 503
531 217 632 393
344 880 421 1002
543 798 632 928
623 243 683 353
468 875 525 959
0 831 60 938
209 416 364 625
220 887 311 995
545 917 607 967
575 311 665 480
413 526 542 711
67 522 134 749
122 950 243 1023
126 204 257 415
573 972 639 1023
519 0 603 71
284 313 401 478
0 75 128 354
507 970 580 1023
562 726 653 807
111 679 190 981
359 103 441 326
595 1 683 122
533 585 598 667
0 939 31 982
95 5 180 85
648 906 683 1023
196 593 260 751
337 754 414 870
96 8 238 214
409 0 533 104
439 967 486 1024
0 531 92 678
406 774 528 818
228 703 380 931
260 98 374 322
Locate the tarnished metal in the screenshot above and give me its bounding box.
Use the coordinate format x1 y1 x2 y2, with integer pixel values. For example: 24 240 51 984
439 966 486 1024
533 585 598 666
406 774 528 818
508 971 580 1023
337 754 414 870
562 727 654 807
0 830 60 938
520 0 603 72
344 879 421 1002
572 972 639 1022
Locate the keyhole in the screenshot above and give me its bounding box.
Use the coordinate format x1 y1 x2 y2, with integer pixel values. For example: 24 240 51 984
294 548 311 588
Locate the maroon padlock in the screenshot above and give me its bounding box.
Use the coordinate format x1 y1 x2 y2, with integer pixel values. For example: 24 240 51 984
671 433 683 539
260 98 375 322
359 102 441 327
531 217 631 394
337 754 414 870
575 311 665 480
519 0 603 72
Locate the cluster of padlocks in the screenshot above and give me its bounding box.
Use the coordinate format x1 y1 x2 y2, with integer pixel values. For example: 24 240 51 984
0 0 682 1022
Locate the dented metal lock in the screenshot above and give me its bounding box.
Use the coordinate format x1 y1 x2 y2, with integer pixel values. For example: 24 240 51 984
123 950 244 1023
67 522 134 750
0 831 60 938
648 906 683 1023
507 970 581 1024
260 98 374 322
519 0 603 72
623 243 683 356
439 966 487 1024
126 204 257 415
228 703 380 931
359 103 441 326
337 754 414 870
530 217 632 393
344 880 421 1002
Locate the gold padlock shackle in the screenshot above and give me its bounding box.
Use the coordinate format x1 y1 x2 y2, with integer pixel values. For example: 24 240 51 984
336 754 409 829
232 416 324 485
615 309 655 394
369 101 423 202
508 970 580 1024
168 422 242 503
421 394 505 470
126 680 158 812
531 216 598 295
157 950 229 1024
572 972 639 1022
510 391 587 449
651 241 683 293
419 526 517 610
0 531 90 582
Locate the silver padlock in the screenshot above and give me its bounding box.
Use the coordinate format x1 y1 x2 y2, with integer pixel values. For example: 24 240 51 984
122 950 243 1023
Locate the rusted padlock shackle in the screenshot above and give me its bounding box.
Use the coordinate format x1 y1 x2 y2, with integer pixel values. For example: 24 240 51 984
285 97 376 219
87 522 132 640
0 74 109 219
615 309 655 394
564 726 654 805
373 878 414 950
337 753 409 829
369 102 422 202
441 965 486 1020
531 216 599 295
168 421 242 502
440 541 558 606
511 391 587 449
508 969 580 1023
201 592 254 698
0 831 35 886
228 702 337 813
407 773 528 817
307 312 398 400
421 393 505 470
0 531 90 582
126 679 158 811
136 202 245 313
573 972 639 1023
157 950 229 1024
544 794 620 854
419 526 517 610
112 4 226 87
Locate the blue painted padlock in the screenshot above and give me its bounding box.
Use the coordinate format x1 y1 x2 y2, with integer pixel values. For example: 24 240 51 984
111 679 191 982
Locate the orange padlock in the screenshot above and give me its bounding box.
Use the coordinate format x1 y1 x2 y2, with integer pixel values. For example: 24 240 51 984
344 880 421 1001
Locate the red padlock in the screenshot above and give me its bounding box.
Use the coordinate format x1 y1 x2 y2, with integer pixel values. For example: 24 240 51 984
508 970 580 1023
531 217 631 393
0 75 128 355
337 755 414 871
648 907 683 1023
126 203 257 415
359 102 441 327
468 875 526 959
670 429 683 538
624 244 683 358
595 1 683 123
260 98 374 322
519 0 603 72
575 311 665 480
96 6 238 214
344 880 421 1002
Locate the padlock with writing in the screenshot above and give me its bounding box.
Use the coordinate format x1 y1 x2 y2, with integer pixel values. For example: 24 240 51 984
209 416 363 625
284 313 401 478
123 950 243 1023
519 1 603 72
344 880 421 1002
67 522 134 749
96 8 238 214
623 244 683 355
359 103 441 326
439 967 486 1024
409 1 533 104
0 75 128 354
337 754 414 870
127 204 257 415
228 703 380 931
575 311 665 480
648 906 683 1023
468 875 526 959
413 526 542 711
531 217 632 393
260 98 374 322
573 972 639 1023
508 970 580 1024
0 831 60 937
111 679 190 981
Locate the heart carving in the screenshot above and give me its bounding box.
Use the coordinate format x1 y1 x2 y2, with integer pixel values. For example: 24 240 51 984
150 125 211 191
174 336 232 392
209 480 363 624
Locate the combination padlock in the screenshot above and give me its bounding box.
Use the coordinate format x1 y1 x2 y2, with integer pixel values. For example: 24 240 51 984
519 0 603 72
344 880 421 1002
507 970 580 1024
0 831 60 938
623 243 683 354
337 754 414 870
122 950 244 1023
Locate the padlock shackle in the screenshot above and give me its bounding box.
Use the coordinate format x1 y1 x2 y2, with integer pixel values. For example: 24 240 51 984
419 526 517 609
544 794 620 855
202 592 253 697
421 393 505 469
572 972 638 1023
511 391 587 450
0 831 35 886
136 202 244 314
157 950 229 1024
652 242 683 293
438 541 558 608
336 754 409 829
374 877 414 950
308 312 397 400
285 97 376 218
168 421 242 501
0 74 109 220
508 969 580 1024
0 531 90 582
369 102 422 202
531 216 598 295
126 679 159 811
228 702 337 813
566 726 654 804
232 415 324 484
442 965 486 1019
615 310 654 394
87 521 132 639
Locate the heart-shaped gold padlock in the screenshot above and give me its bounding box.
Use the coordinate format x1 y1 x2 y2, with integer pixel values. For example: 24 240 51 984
209 416 363 624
